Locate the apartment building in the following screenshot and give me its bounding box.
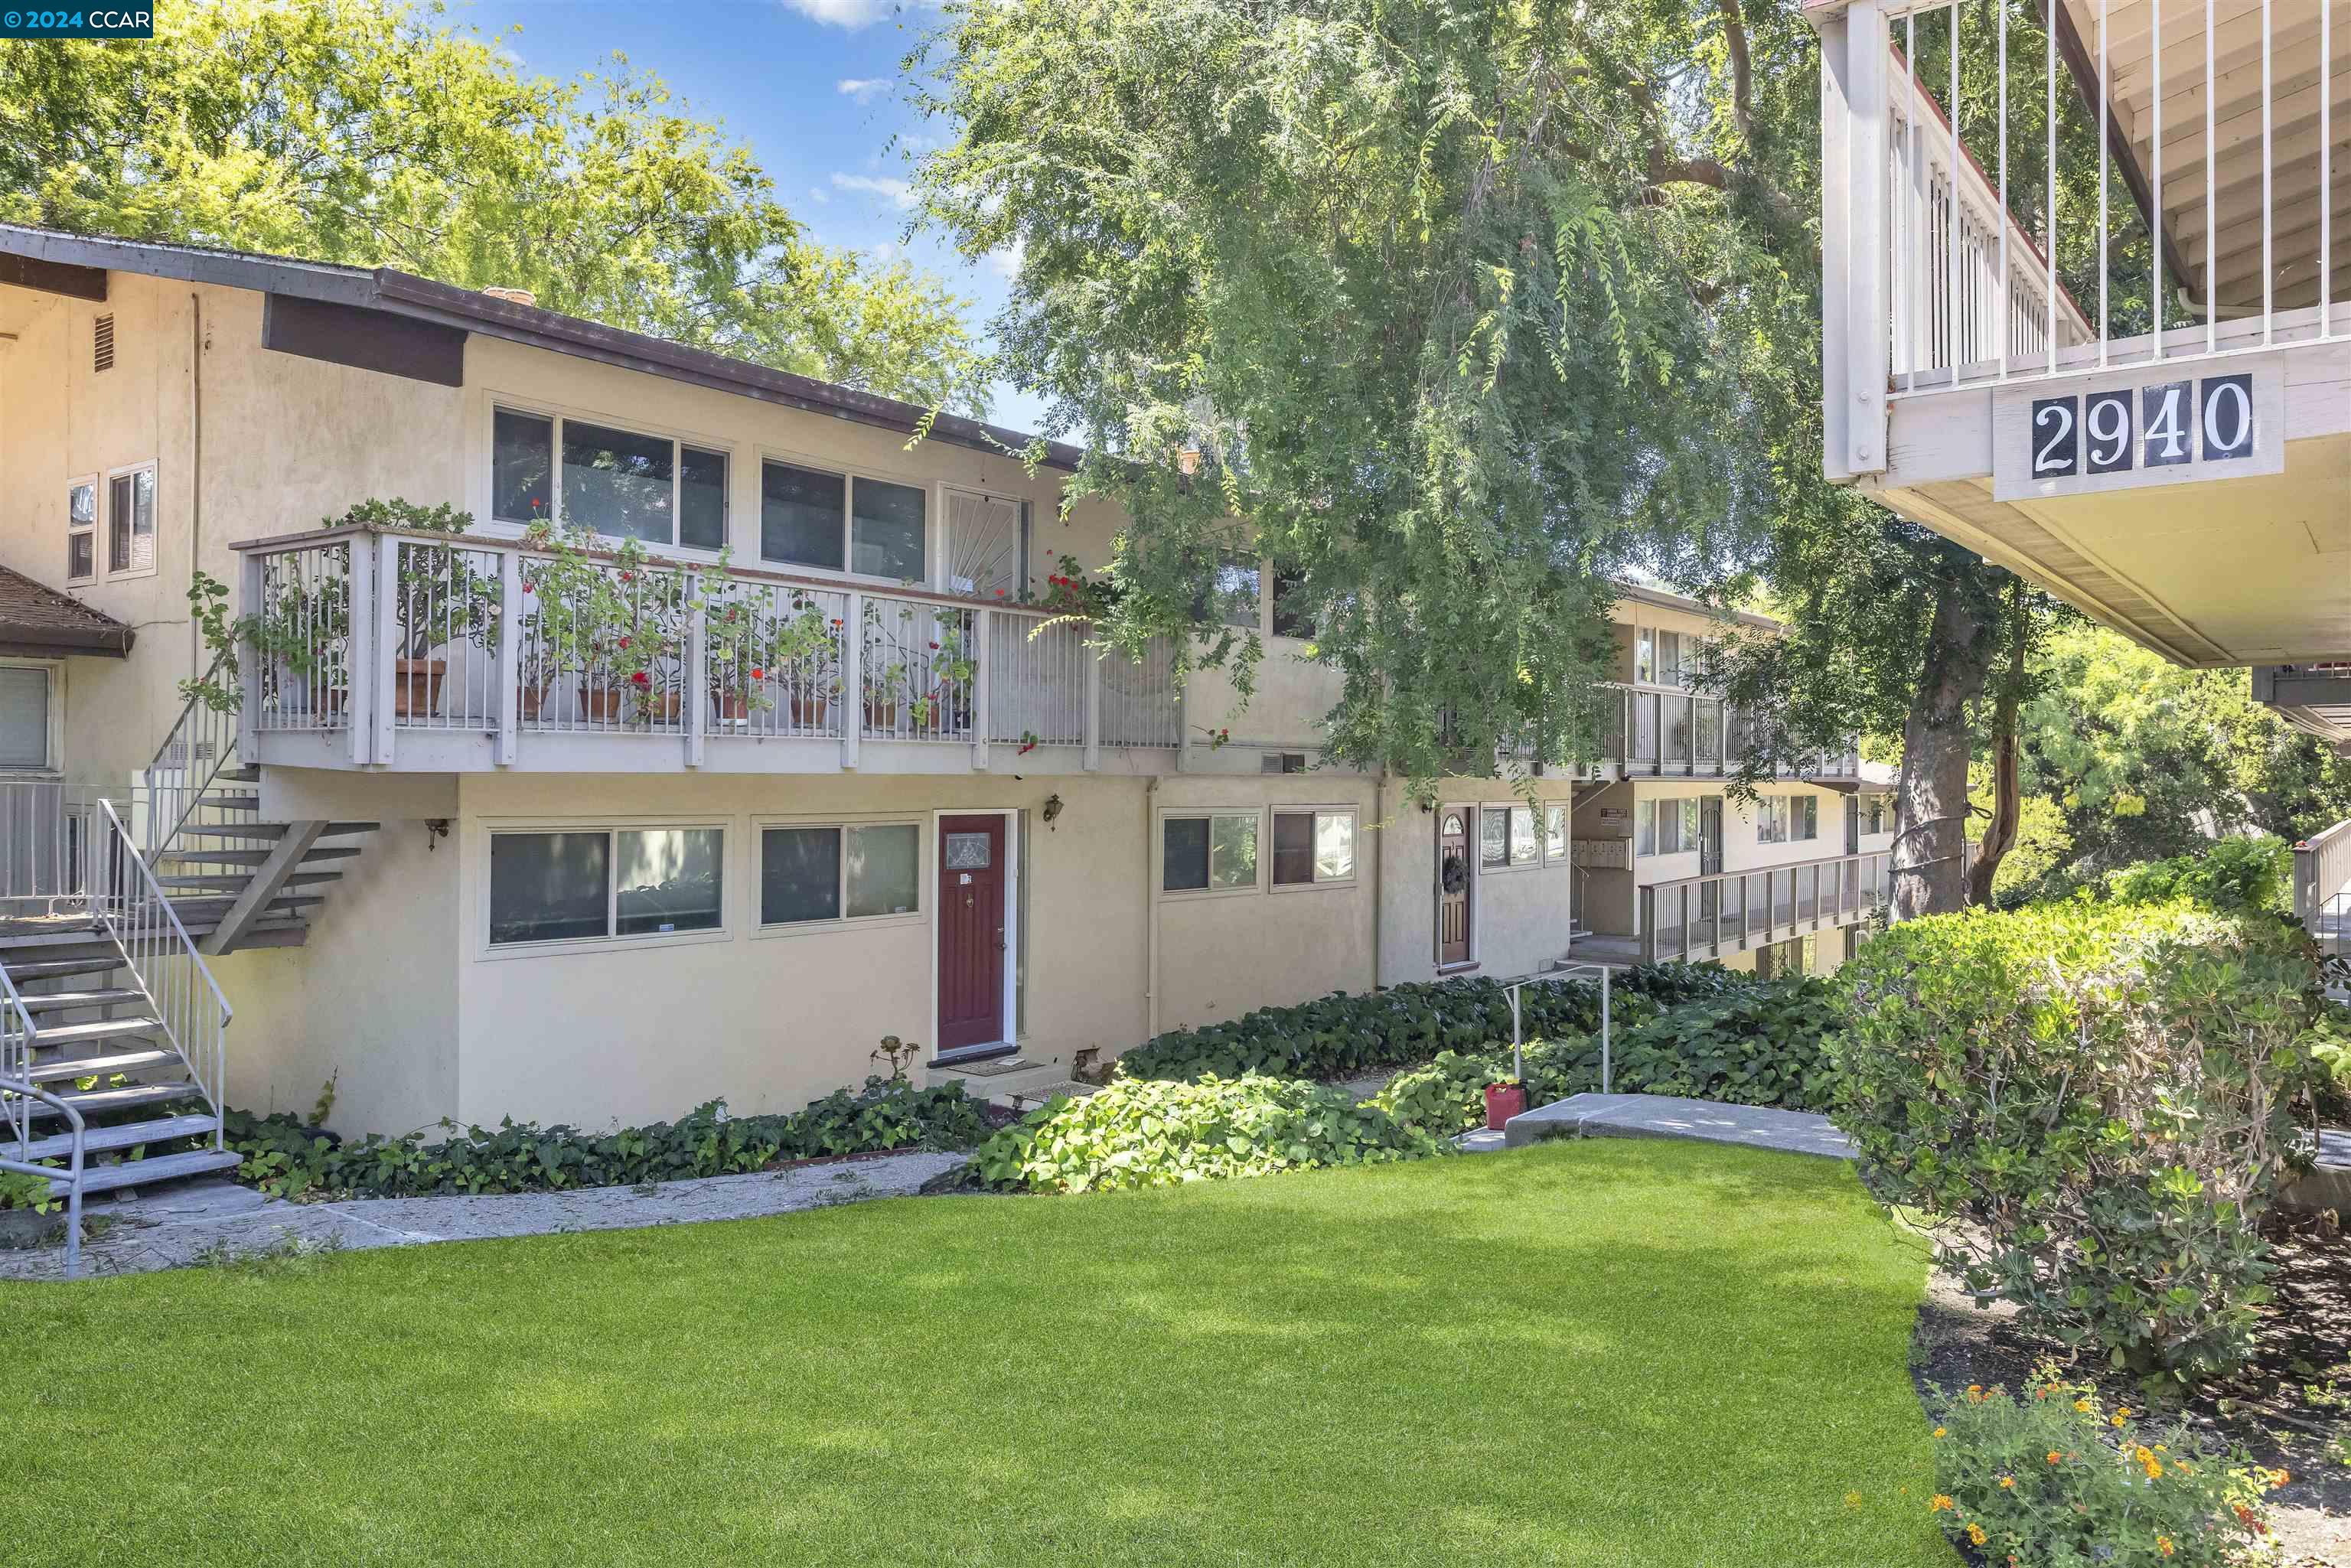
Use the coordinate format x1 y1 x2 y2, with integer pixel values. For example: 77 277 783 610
0 224 1886 1161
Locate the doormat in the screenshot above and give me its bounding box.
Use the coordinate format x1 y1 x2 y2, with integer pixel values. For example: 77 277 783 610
943 1056 1034 1077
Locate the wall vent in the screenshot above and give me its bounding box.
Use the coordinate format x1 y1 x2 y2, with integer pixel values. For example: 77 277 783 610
92 313 115 373
1260 751 1307 774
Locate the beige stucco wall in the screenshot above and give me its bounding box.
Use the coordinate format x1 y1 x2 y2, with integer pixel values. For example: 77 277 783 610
1376 778 1579 986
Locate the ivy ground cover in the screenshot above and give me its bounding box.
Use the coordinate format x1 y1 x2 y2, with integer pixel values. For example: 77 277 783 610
8 1142 1953 1567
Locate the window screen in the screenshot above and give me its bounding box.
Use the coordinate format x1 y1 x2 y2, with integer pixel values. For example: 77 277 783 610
846 823 919 917
492 409 554 523
850 477 927 579
489 831 611 945
761 826 841 925
0 668 50 768
761 461 847 571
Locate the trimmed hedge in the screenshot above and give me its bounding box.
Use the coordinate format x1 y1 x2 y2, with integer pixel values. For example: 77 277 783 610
967 1074 1452 1193
223 1077 994 1200
1115 965 1749 1084
1836 900 2325 1384
1367 973 1849 1135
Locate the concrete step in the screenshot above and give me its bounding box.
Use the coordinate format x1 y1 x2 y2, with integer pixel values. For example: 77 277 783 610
159 846 363 867
46 1148 243 1197
24 1048 178 1084
202 794 261 812
2 957 124 983
158 871 344 892
21 1016 161 1051
178 820 377 839
20 1079 201 1120
217 764 261 783
19 1111 219 1162
18 987 145 1013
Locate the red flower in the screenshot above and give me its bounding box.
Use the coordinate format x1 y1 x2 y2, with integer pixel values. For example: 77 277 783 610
830 618 843 628
928 641 939 650
522 582 535 594
630 671 650 686
994 588 1006 597
618 637 631 650
750 667 764 680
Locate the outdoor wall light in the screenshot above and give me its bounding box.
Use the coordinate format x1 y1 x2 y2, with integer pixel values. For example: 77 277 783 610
1042 792 1064 830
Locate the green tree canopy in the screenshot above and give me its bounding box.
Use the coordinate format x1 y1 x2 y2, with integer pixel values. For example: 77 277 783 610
0 0 989 411
911 0 1826 788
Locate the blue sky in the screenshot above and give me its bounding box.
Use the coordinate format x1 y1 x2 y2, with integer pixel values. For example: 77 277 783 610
458 0 1048 432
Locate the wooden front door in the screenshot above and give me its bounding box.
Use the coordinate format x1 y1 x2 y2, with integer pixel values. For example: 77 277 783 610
937 815 1007 1051
1436 810 1472 967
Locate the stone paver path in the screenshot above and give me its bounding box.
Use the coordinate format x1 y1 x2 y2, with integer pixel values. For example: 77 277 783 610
1502 1092 1857 1160
0 1151 966 1282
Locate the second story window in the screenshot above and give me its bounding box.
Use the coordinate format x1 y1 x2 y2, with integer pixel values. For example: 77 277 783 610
1270 566 1315 637
106 464 155 575
760 458 927 582
66 478 96 582
492 406 728 551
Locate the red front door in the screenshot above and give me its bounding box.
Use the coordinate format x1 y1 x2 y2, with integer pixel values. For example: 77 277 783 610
937 815 1007 1051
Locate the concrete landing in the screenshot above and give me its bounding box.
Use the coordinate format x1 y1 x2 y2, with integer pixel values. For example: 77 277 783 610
1503 1093 1856 1161
2280 1126 2351 1214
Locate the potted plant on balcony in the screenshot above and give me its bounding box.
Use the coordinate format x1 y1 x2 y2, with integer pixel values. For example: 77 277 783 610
703 578 838 727
363 499 494 721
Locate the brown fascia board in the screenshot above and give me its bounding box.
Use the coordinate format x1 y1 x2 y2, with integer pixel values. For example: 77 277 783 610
0 223 1085 472
1612 580 1783 634
0 624 132 657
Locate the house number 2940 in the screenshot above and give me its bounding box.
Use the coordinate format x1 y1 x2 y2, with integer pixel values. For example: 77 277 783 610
2030 373 2255 479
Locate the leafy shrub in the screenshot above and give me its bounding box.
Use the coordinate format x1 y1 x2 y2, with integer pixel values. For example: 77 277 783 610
2103 835 2293 918
2308 1000 2351 1123
223 1077 993 1201
1926 1364 2278 1566
0 1169 58 1213
967 1074 1452 1193
1116 966 1740 1083
1837 901 2324 1384
1367 973 1847 1135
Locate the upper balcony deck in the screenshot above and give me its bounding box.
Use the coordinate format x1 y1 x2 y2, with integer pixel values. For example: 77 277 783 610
1811 0 2349 679
231 525 1251 777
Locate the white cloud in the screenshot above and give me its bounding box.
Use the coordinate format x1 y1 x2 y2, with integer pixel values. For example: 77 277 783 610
777 0 924 28
807 185 830 205
986 238 1026 281
863 241 905 267
830 172 917 210
836 77 889 104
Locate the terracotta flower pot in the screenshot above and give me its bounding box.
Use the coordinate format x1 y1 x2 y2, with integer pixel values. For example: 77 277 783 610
517 683 552 722
1483 1081 1528 1133
862 696 899 733
787 690 830 731
579 683 680 725
392 658 445 719
710 689 753 724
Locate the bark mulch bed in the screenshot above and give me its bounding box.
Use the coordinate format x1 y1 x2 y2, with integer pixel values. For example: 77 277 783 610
1910 1211 2351 1566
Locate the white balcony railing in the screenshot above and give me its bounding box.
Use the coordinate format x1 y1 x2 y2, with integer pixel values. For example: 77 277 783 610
1638 849 1893 964
232 527 1183 771
1590 682 1862 780
1818 0 2347 472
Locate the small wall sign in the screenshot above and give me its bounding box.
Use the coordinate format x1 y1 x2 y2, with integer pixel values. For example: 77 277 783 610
1992 360 2283 502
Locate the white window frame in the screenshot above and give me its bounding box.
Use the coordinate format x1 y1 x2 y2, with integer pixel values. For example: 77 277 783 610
1479 803 1542 872
65 474 97 585
1791 794 1820 843
1756 795 1785 846
1541 803 1569 862
482 396 735 559
0 661 64 776
103 460 157 581
1269 805 1360 892
478 818 731 959
756 446 939 588
750 814 927 938
1156 807 1265 898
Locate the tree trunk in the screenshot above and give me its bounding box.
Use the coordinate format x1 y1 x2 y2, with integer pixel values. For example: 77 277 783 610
1893 583 1992 920
1965 582 2029 908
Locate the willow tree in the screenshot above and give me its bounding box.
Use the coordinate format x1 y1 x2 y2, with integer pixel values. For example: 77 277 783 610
0 0 990 410
911 0 1818 789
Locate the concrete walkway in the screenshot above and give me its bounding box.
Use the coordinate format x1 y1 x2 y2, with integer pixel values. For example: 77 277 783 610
0 1150 967 1282
1502 1092 1857 1160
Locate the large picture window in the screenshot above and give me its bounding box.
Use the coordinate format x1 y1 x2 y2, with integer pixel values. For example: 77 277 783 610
1636 798 1700 856
761 458 928 582
1163 812 1258 892
1756 794 1818 846
759 821 920 927
488 826 723 947
1271 809 1355 887
491 406 727 550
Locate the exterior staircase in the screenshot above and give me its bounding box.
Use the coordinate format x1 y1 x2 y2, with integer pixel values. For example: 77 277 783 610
2 663 384 1271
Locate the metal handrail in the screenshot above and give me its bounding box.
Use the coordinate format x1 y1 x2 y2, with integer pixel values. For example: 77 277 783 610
2294 817 2351 937
90 798 233 1135
142 650 243 859
1638 848 1893 964
0 961 85 1276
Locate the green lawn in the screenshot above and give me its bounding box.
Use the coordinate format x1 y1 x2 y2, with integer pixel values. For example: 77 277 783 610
10 1141 1955 1567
